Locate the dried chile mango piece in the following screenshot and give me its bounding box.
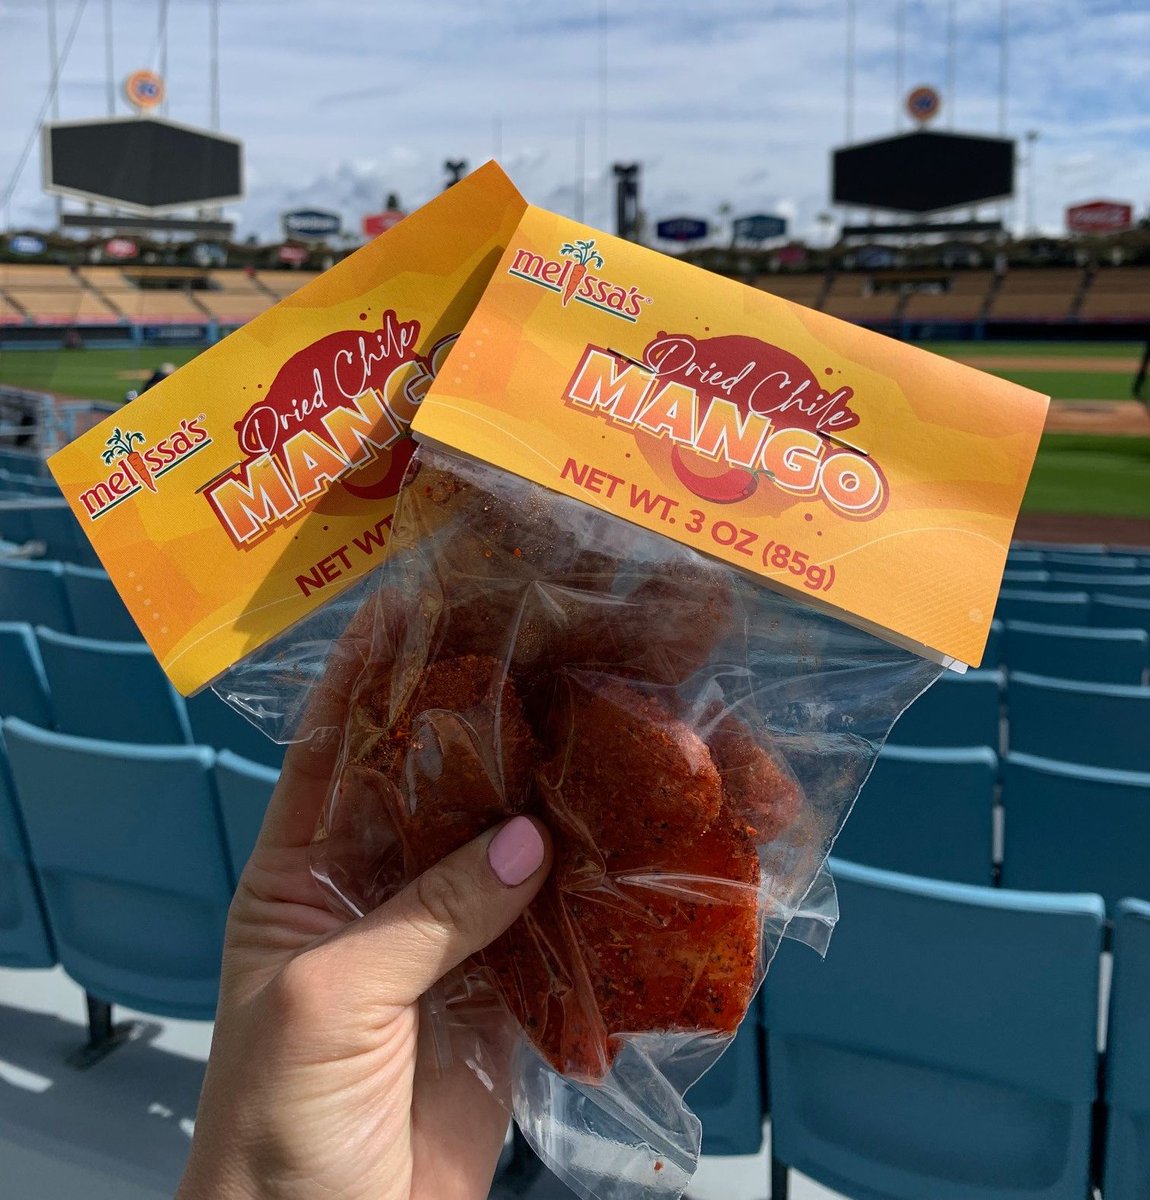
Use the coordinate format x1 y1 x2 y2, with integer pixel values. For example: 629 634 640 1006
614 561 739 685
541 675 723 856
704 707 803 843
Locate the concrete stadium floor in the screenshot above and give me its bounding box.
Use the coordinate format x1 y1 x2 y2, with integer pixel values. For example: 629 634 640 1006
0 966 845 1200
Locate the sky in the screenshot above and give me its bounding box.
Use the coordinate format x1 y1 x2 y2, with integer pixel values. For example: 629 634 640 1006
1 0 1148 242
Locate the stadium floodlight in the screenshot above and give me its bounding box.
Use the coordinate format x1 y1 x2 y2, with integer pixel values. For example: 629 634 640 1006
42 116 243 213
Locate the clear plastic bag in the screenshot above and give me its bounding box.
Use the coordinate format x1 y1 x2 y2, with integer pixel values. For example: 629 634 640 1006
219 443 942 1200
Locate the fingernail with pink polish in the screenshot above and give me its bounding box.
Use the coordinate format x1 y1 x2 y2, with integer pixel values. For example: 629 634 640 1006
488 817 545 887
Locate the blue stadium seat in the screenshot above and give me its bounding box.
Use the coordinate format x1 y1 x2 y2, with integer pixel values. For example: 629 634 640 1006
1104 898 1150 1200
35 627 190 744
0 745 55 968
1 719 228 1019
1004 620 1149 686
1005 550 1044 567
1008 671 1150 772
763 859 1105 1200
1045 552 1139 573
0 559 72 631
685 1009 765 1156
983 619 1004 669
887 667 1002 751
60 563 140 641
1093 594 1150 637
186 688 285 769
1047 573 1150 600
834 746 996 885
26 503 86 563
1 472 56 497
0 622 51 725
1001 569 1050 586
215 751 278 883
0 501 36 545
1002 752 1150 912
995 588 1090 625
1014 541 1105 554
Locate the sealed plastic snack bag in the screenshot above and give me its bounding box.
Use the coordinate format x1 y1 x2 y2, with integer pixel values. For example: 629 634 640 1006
289 211 1047 1196
52 180 1048 1200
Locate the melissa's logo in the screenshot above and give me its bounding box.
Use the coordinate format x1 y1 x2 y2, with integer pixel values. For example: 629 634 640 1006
80 421 211 520
507 238 652 323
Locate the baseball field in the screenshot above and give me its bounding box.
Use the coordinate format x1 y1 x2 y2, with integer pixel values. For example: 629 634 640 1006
2 339 1147 528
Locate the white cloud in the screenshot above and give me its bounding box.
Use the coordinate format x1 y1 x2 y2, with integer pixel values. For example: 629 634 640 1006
1 0 1147 240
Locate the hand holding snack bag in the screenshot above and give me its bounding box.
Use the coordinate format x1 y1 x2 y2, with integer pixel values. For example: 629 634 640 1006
50 173 1047 1200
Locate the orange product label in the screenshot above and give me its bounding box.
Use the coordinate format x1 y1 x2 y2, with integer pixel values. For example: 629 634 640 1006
48 163 527 694
413 206 1049 667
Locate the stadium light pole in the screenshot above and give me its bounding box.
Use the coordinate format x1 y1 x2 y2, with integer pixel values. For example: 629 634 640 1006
946 0 957 129
209 0 221 130
104 0 115 116
845 0 856 143
894 0 906 130
998 0 1009 135
1026 130 1039 235
575 115 586 223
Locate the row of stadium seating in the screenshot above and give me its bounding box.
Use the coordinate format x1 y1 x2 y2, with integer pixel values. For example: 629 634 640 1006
0 620 283 768
6 714 1139 1200
760 265 1150 323
0 264 321 326
842 738 1150 907
3 261 1147 326
1 508 1147 1195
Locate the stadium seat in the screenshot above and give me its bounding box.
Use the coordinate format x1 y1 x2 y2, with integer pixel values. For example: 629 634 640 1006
26 502 85 563
1103 898 1150 1200
0 559 72 630
1001 752 1150 911
0 744 55 968
1014 542 1106 555
1005 549 1044 567
1047 574 1150 600
1008 671 1150 773
0 622 51 725
685 1010 766 1156
887 667 1003 751
1003 620 1149 686
833 746 996 884
1001 569 1050 586
35 627 190 744
995 588 1090 626
1093 594 1150 637
983 619 1004 669
60 563 140 641
763 859 1104 1200
214 751 278 883
1045 553 1139 573
186 688 286 769
1 718 229 1019
0 501 36 546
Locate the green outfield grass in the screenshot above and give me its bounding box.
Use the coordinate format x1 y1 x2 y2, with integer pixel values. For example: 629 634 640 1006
1025 435 1150 518
986 369 1137 401
919 340 1144 401
0 347 204 404
2 342 1147 519
922 340 1143 359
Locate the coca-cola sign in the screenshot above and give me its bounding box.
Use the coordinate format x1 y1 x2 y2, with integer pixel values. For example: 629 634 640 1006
1066 200 1134 235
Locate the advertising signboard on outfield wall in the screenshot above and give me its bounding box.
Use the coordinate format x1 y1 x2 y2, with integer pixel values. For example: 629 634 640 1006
1066 200 1134 235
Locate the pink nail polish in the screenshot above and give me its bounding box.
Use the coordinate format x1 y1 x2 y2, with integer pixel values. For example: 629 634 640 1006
488 816 545 887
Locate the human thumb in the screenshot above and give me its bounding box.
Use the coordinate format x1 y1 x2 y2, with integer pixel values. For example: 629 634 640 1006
325 815 552 1009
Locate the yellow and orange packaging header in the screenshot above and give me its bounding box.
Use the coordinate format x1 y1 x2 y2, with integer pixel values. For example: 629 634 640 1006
52 174 1047 690
49 163 527 693
414 206 1049 667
